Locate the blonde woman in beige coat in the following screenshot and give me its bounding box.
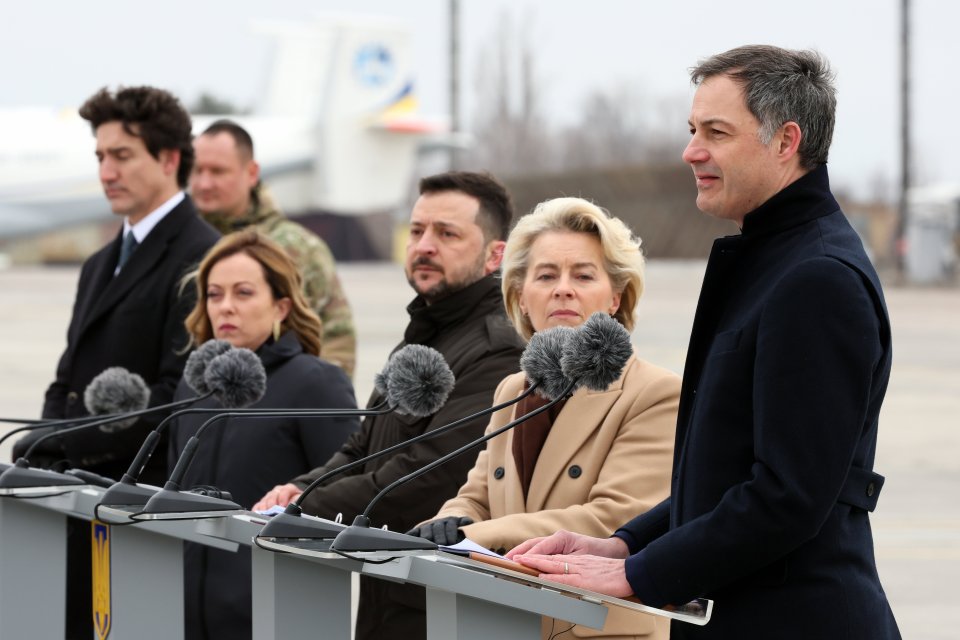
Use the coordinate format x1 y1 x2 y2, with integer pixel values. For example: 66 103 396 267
437 353 679 640
370 197 680 640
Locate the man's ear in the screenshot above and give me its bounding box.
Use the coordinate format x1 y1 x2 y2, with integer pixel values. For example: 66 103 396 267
776 121 802 161
485 240 506 274
158 148 181 178
246 160 261 190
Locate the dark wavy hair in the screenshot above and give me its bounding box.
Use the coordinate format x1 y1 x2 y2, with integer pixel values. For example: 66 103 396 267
79 86 194 187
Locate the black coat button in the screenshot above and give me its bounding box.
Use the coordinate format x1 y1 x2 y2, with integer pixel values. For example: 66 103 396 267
494 467 505 480
866 482 875 497
568 465 582 479
66 391 79 405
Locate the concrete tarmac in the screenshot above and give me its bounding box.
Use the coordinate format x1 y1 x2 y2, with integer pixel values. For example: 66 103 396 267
1 261 957 638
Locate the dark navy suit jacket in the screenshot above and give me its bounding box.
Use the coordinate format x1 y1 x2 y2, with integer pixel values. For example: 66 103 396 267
615 166 901 639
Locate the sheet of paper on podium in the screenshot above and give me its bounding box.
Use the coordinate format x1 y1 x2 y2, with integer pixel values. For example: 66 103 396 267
436 538 712 627
440 538 505 558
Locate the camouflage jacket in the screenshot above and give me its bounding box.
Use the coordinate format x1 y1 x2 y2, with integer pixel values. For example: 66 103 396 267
204 184 357 377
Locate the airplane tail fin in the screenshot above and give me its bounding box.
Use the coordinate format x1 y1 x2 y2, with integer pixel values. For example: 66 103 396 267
253 16 447 215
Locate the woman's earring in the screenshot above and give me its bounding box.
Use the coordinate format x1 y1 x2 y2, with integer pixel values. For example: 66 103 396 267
273 319 281 342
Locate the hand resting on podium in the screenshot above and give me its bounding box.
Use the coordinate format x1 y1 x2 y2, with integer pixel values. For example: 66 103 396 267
508 529 634 599
252 483 303 512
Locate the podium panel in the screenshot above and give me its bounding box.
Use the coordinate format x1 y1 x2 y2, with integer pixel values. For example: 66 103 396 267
0 496 68 639
109 524 184 639
427 588 541 640
252 547 356 640
3 489 706 640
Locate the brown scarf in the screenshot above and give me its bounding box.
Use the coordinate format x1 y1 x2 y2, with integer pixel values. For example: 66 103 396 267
511 383 568 498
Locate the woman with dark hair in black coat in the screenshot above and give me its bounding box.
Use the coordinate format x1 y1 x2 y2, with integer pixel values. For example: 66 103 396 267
169 229 359 640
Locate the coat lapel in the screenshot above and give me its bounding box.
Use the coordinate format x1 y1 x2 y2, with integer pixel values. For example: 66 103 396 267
76 231 123 327
499 427 527 515
78 201 188 336
524 357 631 511
488 375 530 517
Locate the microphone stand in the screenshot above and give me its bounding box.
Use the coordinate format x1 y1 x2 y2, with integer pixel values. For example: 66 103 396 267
94 400 389 520
129 404 396 521
0 413 127 427
0 414 131 473
330 380 577 554
105 342 455 519
0 392 215 495
256 383 542 543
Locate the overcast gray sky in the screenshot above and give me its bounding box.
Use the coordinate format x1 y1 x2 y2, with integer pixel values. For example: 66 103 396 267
2 0 956 200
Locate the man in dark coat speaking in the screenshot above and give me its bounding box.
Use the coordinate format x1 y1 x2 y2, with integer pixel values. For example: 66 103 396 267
512 45 901 639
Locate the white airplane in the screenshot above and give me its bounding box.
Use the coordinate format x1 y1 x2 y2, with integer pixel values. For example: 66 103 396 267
0 15 464 253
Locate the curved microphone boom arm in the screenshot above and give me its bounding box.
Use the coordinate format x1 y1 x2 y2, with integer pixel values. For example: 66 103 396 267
255 381 541 542
330 379 577 553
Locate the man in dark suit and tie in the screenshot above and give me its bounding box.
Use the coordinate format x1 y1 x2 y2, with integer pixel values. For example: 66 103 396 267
14 86 219 639
24 86 219 484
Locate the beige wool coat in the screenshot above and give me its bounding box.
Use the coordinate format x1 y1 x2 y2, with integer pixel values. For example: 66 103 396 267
432 354 680 640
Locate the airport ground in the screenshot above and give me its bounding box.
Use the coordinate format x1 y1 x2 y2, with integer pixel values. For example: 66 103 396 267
0 260 957 638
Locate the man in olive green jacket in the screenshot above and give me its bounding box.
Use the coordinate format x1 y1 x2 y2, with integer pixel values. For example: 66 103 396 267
190 119 357 376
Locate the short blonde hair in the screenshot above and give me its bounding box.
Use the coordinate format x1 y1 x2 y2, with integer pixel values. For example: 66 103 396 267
501 197 645 341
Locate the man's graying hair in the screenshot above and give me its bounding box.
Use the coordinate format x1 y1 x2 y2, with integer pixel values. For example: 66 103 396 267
691 45 837 170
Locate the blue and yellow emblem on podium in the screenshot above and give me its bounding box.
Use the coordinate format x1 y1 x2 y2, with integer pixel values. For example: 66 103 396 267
92 521 112 639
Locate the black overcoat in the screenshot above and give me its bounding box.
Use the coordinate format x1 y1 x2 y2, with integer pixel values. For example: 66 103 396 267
616 167 901 639
169 331 360 640
33 196 219 483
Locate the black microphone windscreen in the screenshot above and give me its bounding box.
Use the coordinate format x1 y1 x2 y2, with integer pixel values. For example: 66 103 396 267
204 348 267 408
384 345 455 417
561 312 633 392
83 367 150 431
184 339 234 395
521 326 575 401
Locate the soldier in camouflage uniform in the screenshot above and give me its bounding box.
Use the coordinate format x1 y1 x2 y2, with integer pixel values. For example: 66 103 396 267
190 120 357 377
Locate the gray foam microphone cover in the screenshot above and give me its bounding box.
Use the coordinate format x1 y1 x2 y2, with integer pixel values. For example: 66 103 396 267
204 348 268 408
83 367 151 432
561 312 632 392
520 326 576 401
184 339 234 395
385 345 455 417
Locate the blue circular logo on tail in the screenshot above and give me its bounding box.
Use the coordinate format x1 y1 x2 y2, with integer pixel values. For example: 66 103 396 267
354 44 394 87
